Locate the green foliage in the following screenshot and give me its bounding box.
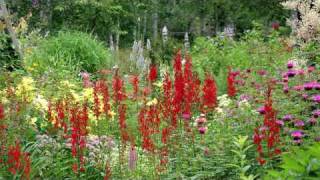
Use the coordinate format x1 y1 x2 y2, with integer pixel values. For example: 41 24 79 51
228 135 258 180
191 26 292 93
0 32 19 70
24 31 111 75
265 143 320 179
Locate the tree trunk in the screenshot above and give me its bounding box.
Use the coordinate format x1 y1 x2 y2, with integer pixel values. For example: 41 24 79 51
152 0 158 41
0 0 23 60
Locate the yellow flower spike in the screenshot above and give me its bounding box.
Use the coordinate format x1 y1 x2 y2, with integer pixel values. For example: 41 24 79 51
83 88 94 103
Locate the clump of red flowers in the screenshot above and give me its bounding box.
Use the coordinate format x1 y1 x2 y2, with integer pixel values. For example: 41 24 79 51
202 73 217 109
227 67 237 97
149 64 158 82
253 83 281 165
6 141 31 179
112 71 126 103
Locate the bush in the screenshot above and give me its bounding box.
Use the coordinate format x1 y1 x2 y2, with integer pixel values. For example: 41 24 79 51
24 31 111 75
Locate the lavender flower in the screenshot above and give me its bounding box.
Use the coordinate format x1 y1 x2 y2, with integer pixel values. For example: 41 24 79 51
283 114 293 121
294 120 305 127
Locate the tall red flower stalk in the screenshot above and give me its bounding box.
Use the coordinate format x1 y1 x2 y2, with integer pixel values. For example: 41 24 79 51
94 80 110 118
118 104 129 142
112 73 126 104
162 72 173 120
183 55 194 117
202 74 217 110
172 51 185 127
253 83 281 165
227 67 237 97
0 103 6 135
130 75 139 100
138 106 155 152
0 103 4 120
149 64 158 82
69 103 88 173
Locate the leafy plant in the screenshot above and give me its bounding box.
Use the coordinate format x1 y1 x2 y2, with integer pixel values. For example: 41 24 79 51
24 31 112 76
228 135 258 180
265 143 320 179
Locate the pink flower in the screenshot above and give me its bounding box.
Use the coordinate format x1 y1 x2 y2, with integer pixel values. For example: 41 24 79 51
196 114 207 125
291 130 303 139
312 109 320 118
312 95 320 103
287 60 294 69
198 126 208 134
257 106 266 115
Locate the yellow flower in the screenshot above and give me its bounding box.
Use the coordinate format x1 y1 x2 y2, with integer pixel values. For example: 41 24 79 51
61 80 76 89
108 110 116 118
70 90 81 102
153 81 163 88
83 87 94 102
16 76 36 102
28 117 38 126
146 98 158 106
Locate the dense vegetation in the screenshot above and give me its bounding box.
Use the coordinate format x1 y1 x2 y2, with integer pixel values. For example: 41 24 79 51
1 0 320 179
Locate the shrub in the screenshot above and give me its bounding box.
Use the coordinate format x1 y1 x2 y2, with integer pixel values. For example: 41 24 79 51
24 31 111 75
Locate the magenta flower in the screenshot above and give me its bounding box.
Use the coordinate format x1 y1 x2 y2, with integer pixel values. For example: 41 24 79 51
291 130 303 139
286 70 296 77
257 106 266 115
315 83 320 90
198 127 208 134
296 69 305 75
308 118 317 126
276 120 284 126
287 60 294 69
304 82 314 90
182 113 191 121
312 95 320 103
312 109 320 118
282 114 293 121
294 120 305 127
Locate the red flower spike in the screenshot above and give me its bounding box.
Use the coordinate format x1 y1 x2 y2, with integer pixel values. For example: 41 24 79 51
149 65 158 82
